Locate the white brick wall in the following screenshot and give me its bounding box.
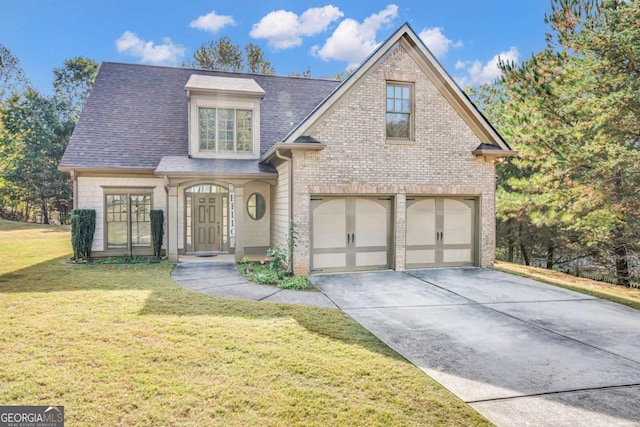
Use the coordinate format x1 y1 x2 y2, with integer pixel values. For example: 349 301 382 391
290 44 497 274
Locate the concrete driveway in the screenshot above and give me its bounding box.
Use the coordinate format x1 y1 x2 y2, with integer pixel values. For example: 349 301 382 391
310 268 640 427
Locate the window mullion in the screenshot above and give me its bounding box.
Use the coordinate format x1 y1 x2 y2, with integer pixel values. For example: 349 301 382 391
233 109 237 154
215 108 219 152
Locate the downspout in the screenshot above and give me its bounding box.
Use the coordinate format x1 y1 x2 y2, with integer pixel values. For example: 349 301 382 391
70 170 78 210
274 148 294 273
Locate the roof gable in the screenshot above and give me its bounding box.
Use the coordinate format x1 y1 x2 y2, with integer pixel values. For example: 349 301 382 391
283 23 513 153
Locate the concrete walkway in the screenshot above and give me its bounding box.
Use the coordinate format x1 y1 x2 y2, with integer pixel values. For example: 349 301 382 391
310 268 640 427
171 262 337 309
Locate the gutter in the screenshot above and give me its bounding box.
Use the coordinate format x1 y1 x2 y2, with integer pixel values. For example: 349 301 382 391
261 141 325 163
70 170 78 210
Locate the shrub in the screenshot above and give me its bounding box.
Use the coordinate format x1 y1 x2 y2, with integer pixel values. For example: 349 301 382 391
70 214 81 260
267 246 288 276
279 275 312 290
150 209 164 259
71 209 96 260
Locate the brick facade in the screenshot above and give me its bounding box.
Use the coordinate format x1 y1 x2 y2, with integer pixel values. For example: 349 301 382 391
288 44 497 275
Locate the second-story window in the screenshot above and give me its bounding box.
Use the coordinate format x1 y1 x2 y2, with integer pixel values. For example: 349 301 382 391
199 108 253 153
386 83 412 139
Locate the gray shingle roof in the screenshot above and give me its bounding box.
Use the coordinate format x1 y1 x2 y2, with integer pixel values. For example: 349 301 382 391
155 156 276 176
60 62 340 170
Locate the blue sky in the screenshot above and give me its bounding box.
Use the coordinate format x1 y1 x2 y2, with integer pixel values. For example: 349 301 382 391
2 1 551 93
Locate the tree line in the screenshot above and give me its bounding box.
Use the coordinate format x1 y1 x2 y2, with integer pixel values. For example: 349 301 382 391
0 38 282 225
470 0 640 286
0 51 98 224
0 37 347 226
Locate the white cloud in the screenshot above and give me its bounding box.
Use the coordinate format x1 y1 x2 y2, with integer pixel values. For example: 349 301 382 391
418 27 462 59
300 6 343 35
454 60 468 70
115 31 185 65
312 4 398 69
455 47 519 86
250 5 343 50
190 11 236 33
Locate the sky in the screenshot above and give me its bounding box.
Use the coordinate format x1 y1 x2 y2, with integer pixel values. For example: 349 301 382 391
1 1 552 94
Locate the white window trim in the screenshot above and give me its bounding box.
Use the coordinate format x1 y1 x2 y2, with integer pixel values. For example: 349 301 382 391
189 94 261 159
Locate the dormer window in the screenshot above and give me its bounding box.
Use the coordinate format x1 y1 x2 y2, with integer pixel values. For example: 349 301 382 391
186 74 264 159
199 108 253 153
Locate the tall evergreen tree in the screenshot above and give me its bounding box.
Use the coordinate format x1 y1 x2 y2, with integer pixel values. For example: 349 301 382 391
185 37 274 74
494 0 640 285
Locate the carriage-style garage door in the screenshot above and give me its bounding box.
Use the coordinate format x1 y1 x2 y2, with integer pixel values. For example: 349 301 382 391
406 198 476 268
311 197 392 273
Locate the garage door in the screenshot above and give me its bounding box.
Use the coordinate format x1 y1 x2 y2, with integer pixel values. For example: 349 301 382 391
311 197 392 273
406 198 476 268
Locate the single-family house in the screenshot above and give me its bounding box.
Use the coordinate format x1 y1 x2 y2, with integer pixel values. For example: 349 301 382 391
59 23 515 274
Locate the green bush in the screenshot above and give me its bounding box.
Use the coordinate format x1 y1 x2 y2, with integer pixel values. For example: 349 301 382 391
237 262 312 290
266 246 288 276
70 214 81 260
150 210 164 259
71 209 96 260
279 275 312 290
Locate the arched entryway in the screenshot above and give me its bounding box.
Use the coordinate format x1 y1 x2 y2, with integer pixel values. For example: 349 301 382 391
185 184 229 253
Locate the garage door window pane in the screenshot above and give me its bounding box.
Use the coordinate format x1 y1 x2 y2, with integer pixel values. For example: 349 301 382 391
355 199 388 247
443 199 472 245
313 199 346 249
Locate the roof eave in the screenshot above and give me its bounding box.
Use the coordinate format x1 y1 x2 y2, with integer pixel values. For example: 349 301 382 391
472 148 518 158
261 142 326 163
153 171 277 180
58 166 156 174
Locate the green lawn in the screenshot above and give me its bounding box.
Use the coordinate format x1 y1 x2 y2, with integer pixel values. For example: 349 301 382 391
0 219 491 426
495 261 640 310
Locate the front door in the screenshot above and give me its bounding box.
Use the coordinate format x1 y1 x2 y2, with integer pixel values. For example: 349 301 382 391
311 197 391 272
194 194 221 252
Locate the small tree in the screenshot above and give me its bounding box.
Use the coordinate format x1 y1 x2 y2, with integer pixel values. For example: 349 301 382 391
150 209 164 259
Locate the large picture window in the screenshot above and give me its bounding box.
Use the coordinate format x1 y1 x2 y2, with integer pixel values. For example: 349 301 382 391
199 108 253 153
386 83 412 139
106 193 151 249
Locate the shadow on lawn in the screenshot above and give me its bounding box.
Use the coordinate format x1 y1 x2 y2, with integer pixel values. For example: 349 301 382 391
0 256 403 361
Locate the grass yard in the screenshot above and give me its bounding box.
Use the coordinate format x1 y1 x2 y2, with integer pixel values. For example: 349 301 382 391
495 261 640 310
0 219 491 426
